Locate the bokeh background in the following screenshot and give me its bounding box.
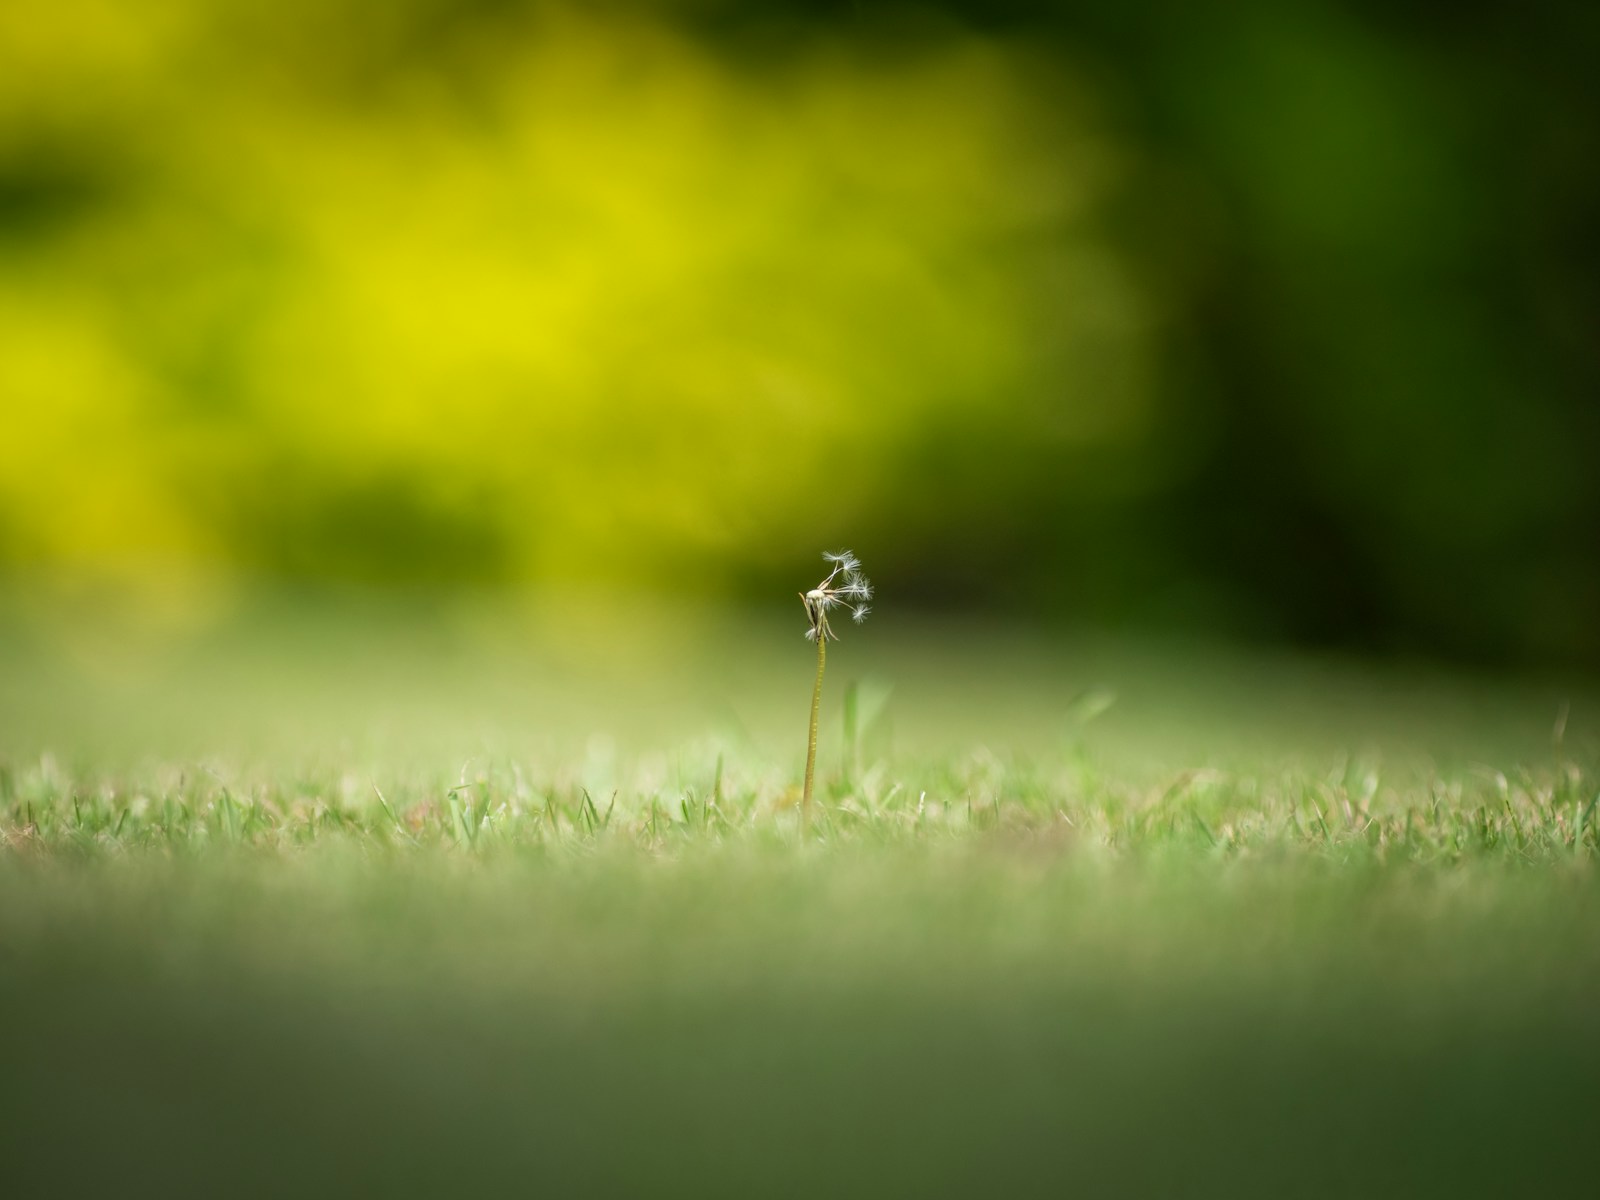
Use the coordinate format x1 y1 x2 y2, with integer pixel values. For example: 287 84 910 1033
3 0 1597 668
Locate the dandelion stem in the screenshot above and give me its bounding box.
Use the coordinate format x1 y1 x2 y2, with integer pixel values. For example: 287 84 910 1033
803 628 826 826
798 549 870 828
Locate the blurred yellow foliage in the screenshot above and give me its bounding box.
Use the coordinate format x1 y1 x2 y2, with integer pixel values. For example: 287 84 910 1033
0 2 1153 597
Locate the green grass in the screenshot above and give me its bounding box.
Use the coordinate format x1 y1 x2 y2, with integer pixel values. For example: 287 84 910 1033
2 592 1598 1197
6 741 1598 860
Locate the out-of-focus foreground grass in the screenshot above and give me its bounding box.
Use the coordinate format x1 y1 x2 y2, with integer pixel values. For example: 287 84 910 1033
2 591 1598 1197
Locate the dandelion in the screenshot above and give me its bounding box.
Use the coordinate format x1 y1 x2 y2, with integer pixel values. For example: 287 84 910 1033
800 550 873 823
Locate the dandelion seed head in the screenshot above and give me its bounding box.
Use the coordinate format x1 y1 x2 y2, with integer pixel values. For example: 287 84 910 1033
802 550 872 641
806 587 840 611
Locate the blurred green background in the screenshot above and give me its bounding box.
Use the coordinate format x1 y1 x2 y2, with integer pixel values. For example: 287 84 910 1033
2 0 1596 666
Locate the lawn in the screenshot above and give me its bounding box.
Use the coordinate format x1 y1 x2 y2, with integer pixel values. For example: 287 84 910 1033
2 591 1597 1198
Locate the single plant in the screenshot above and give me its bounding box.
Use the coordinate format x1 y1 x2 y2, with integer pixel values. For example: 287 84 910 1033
800 550 872 823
